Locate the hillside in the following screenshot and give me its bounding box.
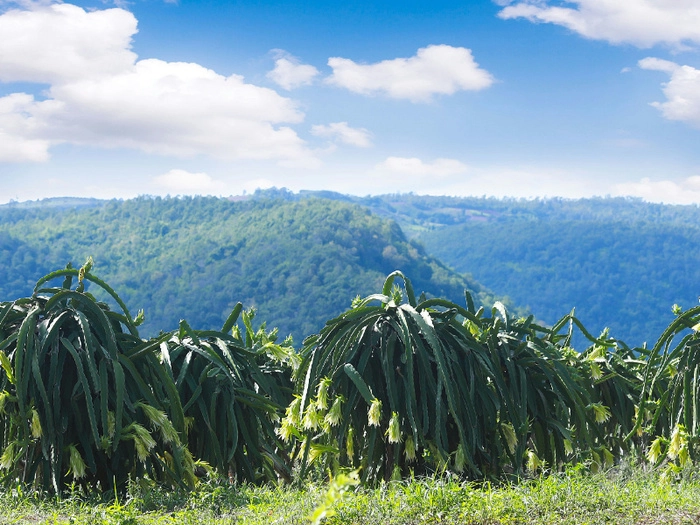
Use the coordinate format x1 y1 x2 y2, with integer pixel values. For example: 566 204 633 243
252 190 700 346
0 196 492 342
352 194 700 346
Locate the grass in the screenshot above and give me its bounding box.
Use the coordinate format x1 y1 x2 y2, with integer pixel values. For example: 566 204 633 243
2 464 700 524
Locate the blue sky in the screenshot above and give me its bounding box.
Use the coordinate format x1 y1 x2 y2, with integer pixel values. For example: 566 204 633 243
1 0 699 204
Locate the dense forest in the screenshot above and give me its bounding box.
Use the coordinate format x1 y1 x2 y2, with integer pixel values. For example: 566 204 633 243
236 190 700 346
2 190 699 346
352 193 700 346
0 195 491 342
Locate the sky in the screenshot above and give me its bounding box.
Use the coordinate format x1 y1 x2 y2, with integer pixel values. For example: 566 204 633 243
1 0 699 204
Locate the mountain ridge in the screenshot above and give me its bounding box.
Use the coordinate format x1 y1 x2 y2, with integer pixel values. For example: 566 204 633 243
3 190 698 346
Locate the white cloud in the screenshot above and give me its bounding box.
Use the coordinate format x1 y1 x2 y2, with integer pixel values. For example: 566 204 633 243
326 45 494 102
0 3 137 83
638 57 679 74
0 3 315 164
0 93 51 162
0 131 50 163
45 59 307 158
613 176 700 204
267 51 319 90
498 0 700 48
153 169 225 194
639 58 700 128
310 122 372 147
376 156 468 177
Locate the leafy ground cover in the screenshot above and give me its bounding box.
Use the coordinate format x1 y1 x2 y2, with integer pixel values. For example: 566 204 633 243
1 465 699 524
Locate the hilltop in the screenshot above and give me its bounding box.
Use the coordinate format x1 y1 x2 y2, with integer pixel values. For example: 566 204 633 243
0 195 492 342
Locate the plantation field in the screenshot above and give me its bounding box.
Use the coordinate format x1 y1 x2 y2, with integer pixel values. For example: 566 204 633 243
2 467 700 524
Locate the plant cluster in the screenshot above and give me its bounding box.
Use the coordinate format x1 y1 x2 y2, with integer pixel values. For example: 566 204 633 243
0 260 294 493
284 272 649 483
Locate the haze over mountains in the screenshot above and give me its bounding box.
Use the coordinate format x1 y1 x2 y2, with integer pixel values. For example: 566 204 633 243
1 191 698 347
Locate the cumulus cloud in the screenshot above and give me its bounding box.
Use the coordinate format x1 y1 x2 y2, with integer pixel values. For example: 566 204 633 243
638 57 679 74
639 58 700 128
267 51 319 90
0 3 314 164
613 176 700 204
0 3 137 83
153 169 226 194
310 122 372 147
326 45 494 102
376 156 468 177
498 0 700 48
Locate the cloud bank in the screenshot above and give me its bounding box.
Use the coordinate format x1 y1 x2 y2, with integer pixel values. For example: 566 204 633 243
498 0 700 48
0 3 314 164
326 45 494 102
377 156 468 177
613 176 700 204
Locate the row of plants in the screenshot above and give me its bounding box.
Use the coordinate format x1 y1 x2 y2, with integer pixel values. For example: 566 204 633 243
0 260 699 493
0 260 295 493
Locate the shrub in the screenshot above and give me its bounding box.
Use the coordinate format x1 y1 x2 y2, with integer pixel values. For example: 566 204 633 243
163 308 295 483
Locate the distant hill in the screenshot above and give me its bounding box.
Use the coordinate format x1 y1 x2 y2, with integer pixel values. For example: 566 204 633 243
0 197 104 210
249 190 700 346
343 193 700 347
4 191 697 347
0 195 493 343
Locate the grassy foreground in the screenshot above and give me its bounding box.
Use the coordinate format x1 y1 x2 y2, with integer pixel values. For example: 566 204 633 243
2 466 700 525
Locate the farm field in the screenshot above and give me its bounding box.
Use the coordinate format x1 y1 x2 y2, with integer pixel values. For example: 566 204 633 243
1 467 700 525
2 199 700 524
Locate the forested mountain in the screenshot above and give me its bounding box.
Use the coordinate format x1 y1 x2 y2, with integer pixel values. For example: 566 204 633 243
249 190 700 346
3 190 698 347
0 196 492 342
348 193 700 346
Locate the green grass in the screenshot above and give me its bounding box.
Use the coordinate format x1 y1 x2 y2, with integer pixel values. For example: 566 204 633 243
3 465 700 524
